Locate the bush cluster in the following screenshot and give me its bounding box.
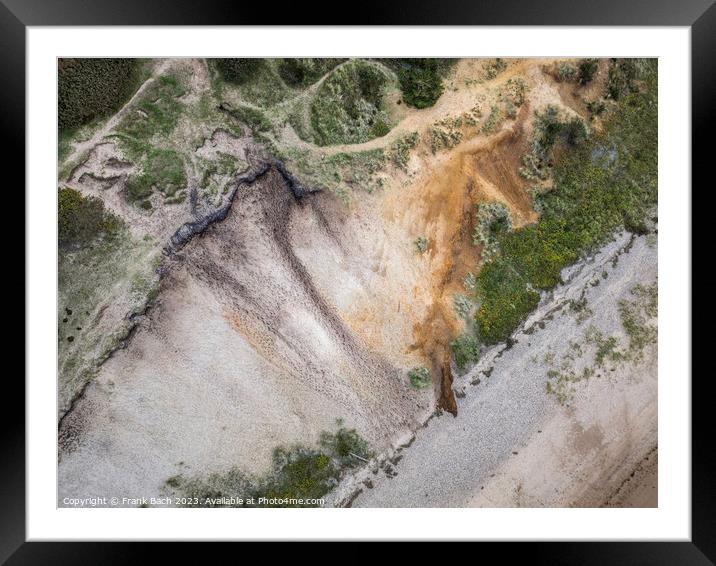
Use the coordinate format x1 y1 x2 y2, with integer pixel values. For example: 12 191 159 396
214 58 263 84
166 421 373 507
310 60 392 146
387 58 452 109
277 58 346 87
474 59 657 345
58 58 143 132
58 187 122 249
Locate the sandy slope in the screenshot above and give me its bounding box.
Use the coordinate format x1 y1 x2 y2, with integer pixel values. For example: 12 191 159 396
340 232 657 508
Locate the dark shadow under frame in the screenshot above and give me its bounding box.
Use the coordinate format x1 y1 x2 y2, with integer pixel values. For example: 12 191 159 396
5 0 709 561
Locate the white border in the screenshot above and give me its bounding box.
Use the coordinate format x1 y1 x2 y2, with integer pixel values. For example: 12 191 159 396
27 27 691 540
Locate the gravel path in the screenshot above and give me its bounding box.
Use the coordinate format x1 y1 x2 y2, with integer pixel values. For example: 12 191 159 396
337 231 657 507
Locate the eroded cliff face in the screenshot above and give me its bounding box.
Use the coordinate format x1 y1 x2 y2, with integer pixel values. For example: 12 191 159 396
58 57 602 501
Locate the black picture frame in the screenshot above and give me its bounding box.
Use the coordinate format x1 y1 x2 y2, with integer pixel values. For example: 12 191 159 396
7 0 707 560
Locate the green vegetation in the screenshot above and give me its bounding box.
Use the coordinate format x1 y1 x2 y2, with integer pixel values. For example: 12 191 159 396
390 132 420 170
473 201 513 261
281 146 386 200
383 59 453 109
112 73 187 206
578 59 599 85
473 59 657 345
453 294 473 320
519 105 588 181
219 102 272 135
586 99 606 119
604 58 651 100
165 420 372 507
58 198 159 415
116 74 185 140
125 148 186 202
309 60 393 146
58 58 144 132
414 236 428 254
557 62 578 82
429 116 464 153
58 187 121 249
451 333 480 373
214 58 263 84
618 282 658 359
483 58 508 80
408 367 432 389
277 58 346 87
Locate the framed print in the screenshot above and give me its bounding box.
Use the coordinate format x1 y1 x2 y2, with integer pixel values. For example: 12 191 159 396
8 0 708 559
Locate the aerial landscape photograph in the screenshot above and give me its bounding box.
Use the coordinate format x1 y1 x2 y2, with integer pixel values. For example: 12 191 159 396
57 56 658 509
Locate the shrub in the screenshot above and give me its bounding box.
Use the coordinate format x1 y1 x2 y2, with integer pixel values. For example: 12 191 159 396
220 102 272 134
58 58 143 132
414 236 428 253
390 132 420 170
578 59 599 85
451 333 480 372
389 58 450 109
309 60 392 146
557 62 578 82
319 420 374 468
473 201 512 261
484 58 508 80
408 367 432 389
58 187 122 249
214 58 263 84
277 58 346 87
605 59 639 100
166 421 372 507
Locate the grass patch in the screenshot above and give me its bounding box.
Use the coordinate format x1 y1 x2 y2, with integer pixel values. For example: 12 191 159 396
165 420 372 507
115 73 185 140
125 147 186 202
